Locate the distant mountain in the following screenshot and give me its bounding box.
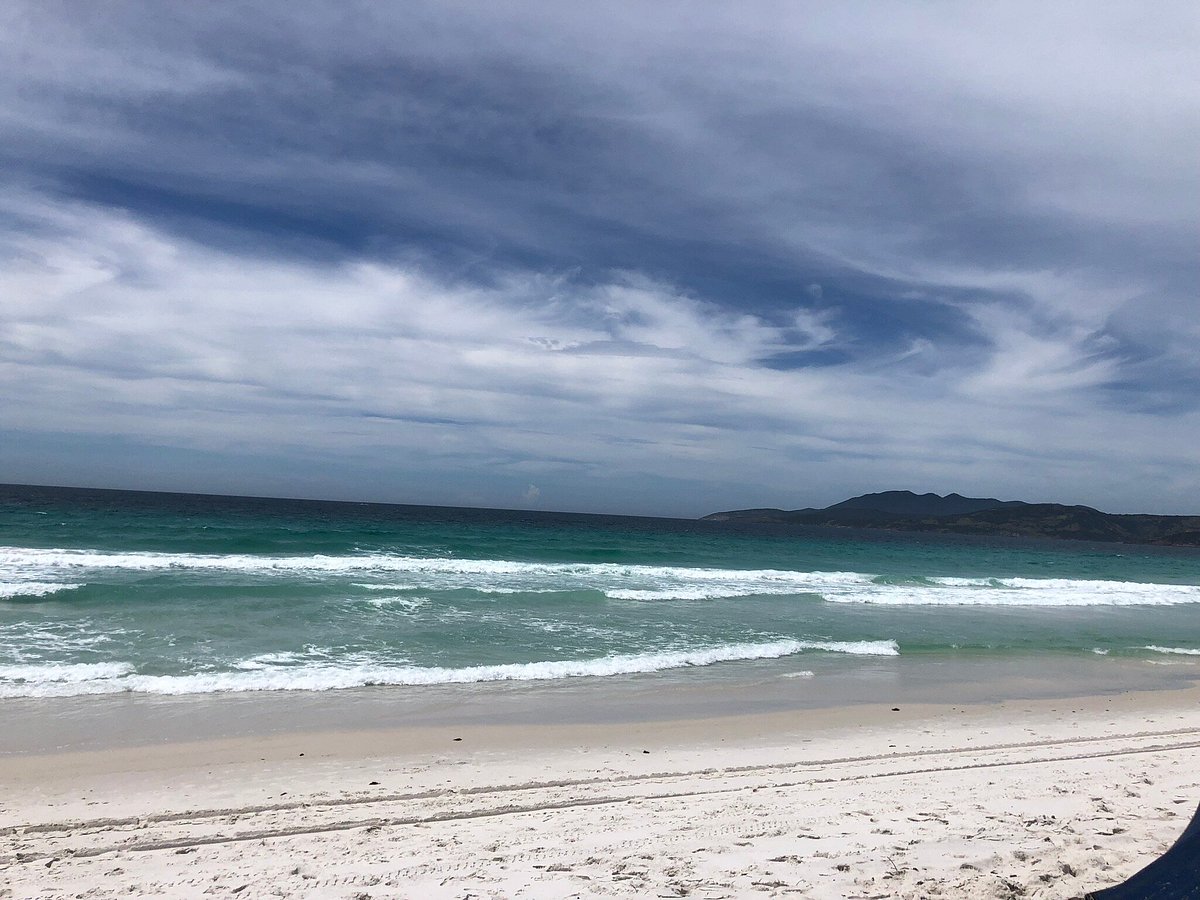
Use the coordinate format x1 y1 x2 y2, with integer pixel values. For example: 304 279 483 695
701 491 1200 546
824 490 1025 517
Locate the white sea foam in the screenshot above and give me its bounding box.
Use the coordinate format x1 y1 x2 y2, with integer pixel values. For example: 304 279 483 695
233 651 305 670
0 639 898 698
3 546 1196 606
823 576 1200 607
1145 646 1200 656
0 623 120 662
605 588 792 601
363 595 430 610
353 583 560 597
0 547 863 585
0 582 82 599
0 661 134 687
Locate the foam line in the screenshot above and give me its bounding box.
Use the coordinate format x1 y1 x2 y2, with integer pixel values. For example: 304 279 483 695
0 582 83 599
0 639 898 697
3 547 1197 605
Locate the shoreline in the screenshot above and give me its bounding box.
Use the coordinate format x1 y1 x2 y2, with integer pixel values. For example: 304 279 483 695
4 669 1200 898
3 651 1196 756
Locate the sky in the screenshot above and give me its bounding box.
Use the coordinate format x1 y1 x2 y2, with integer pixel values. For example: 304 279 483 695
1 2 1197 517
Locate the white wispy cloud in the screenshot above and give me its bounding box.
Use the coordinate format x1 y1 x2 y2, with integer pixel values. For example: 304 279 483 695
2 190 1197 513
0 2 1196 514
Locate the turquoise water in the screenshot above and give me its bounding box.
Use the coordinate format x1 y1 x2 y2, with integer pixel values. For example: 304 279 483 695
2 484 1199 698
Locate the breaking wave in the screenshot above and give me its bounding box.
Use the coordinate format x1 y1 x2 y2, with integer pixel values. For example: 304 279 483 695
4 546 1197 606
0 638 897 698
1144 645 1200 656
0 581 83 600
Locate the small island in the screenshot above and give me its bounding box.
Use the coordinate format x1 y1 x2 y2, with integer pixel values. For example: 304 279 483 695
702 491 1200 546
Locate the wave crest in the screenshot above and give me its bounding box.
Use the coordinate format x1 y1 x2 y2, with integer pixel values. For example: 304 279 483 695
3 547 1196 606
0 639 897 698
1144 645 1200 656
0 582 83 600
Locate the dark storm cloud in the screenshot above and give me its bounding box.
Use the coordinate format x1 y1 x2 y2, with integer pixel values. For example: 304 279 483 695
0 1 1197 513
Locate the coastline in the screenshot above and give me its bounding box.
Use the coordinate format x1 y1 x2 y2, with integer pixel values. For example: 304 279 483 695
4 651 1196 754
4 660 1200 898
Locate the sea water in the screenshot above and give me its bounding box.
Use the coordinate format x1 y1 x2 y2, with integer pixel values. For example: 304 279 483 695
2 484 1199 700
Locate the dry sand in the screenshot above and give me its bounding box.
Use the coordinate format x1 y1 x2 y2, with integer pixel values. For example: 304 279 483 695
3 685 1200 899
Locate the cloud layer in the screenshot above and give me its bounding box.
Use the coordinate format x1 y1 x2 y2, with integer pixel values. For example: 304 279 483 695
1 2 1197 515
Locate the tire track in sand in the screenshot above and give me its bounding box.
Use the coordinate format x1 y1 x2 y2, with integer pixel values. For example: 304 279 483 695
4 726 1199 867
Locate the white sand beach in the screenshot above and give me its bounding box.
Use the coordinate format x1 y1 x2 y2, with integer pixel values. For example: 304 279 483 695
3 682 1199 899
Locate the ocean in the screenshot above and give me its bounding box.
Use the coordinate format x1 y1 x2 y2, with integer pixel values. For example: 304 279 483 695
2 483 1199 702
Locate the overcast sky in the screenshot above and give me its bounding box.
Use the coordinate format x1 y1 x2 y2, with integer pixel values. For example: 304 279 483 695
1 2 1197 517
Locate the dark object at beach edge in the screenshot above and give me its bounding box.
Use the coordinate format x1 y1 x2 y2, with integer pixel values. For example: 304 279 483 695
1085 801 1200 899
